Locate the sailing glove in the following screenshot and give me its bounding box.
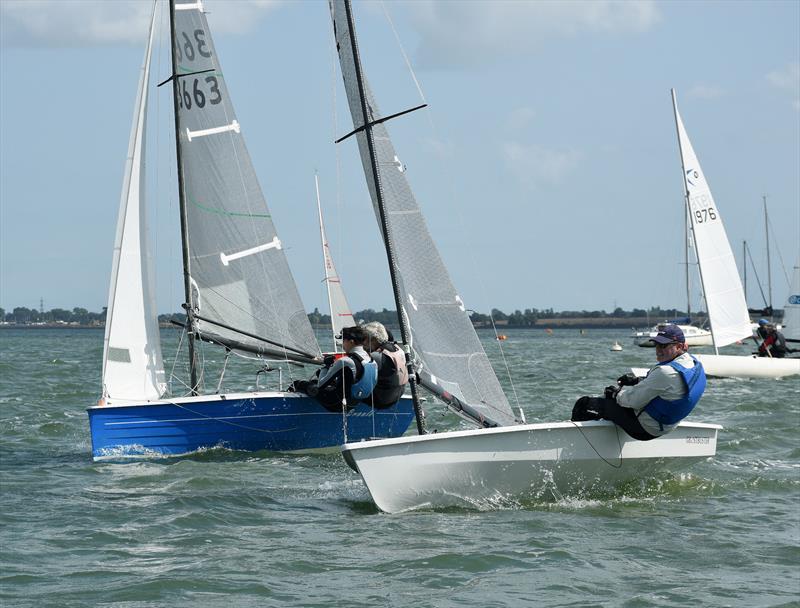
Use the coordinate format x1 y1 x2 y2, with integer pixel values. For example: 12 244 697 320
616 372 640 387
604 385 620 400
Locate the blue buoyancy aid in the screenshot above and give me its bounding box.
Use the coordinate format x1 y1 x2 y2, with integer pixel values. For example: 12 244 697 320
349 349 378 401
643 355 706 428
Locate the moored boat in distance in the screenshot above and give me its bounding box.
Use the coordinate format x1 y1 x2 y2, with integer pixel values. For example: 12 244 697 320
632 323 712 347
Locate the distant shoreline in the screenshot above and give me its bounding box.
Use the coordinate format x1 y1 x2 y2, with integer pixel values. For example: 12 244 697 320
0 317 670 331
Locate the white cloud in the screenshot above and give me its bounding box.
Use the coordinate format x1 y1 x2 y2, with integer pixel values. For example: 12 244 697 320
686 84 725 100
405 0 661 69
767 62 800 110
0 0 282 48
504 141 580 187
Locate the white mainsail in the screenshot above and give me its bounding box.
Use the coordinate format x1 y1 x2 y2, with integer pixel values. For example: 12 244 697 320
102 3 165 401
672 90 752 349
783 262 800 342
315 174 355 351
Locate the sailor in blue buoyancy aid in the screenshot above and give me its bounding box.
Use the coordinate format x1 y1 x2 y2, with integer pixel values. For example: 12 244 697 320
294 325 378 412
362 322 409 408
571 324 706 440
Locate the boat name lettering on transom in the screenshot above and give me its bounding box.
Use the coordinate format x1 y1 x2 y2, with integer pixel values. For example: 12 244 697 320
685 436 709 444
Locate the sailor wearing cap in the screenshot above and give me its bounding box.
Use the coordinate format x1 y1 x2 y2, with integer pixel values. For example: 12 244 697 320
571 324 706 440
294 325 378 411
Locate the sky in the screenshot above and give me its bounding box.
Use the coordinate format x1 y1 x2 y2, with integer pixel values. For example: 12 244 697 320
1 0 798 317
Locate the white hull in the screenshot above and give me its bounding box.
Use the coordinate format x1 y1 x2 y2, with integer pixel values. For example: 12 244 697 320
342 420 720 513
694 354 800 379
632 325 713 347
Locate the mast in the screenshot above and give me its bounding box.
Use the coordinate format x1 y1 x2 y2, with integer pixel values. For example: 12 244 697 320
763 195 772 313
168 0 199 394
685 204 691 320
743 240 747 302
315 173 339 352
671 88 717 353
340 0 425 434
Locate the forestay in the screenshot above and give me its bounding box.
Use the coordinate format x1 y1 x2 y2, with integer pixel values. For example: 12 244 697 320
173 0 320 359
329 0 515 426
102 4 165 401
672 91 752 348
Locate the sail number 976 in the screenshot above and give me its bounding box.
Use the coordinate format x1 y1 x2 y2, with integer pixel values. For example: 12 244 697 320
689 194 718 224
694 207 717 223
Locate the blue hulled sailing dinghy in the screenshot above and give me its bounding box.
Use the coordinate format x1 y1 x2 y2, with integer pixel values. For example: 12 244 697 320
87 0 414 460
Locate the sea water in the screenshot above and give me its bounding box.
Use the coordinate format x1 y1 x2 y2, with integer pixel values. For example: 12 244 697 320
1 327 798 607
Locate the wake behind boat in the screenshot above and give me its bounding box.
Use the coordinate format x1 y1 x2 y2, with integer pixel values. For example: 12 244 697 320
88 0 414 460
328 0 720 512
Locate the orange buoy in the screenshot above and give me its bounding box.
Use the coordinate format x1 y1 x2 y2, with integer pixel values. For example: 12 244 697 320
496 334 507 341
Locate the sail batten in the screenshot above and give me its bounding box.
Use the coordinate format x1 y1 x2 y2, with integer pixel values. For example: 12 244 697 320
172 0 320 360
330 0 516 426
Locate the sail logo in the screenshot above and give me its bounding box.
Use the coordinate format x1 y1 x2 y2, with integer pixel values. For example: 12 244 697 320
686 168 700 188
789 295 800 305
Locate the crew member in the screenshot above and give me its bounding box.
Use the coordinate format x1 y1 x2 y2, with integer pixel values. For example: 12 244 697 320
758 323 789 358
362 322 409 408
571 324 706 440
291 325 378 411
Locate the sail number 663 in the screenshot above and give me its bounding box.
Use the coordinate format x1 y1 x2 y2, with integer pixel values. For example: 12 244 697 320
177 76 222 110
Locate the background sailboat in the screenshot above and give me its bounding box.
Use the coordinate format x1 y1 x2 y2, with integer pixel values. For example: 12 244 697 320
87 0 414 460
315 174 355 352
329 0 720 513
670 90 799 379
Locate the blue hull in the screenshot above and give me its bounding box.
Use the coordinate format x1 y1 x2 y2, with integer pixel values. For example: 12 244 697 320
87 393 415 460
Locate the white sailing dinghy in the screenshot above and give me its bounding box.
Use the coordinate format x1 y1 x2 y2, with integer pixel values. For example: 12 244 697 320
87 0 414 460
329 0 720 513
670 90 799 379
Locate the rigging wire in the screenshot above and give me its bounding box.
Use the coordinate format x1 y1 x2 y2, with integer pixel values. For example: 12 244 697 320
569 421 624 469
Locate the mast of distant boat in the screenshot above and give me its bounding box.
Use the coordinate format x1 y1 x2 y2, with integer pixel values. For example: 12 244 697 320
685 204 692 322
315 173 339 351
763 195 773 315
338 0 426 433
168 0 199 393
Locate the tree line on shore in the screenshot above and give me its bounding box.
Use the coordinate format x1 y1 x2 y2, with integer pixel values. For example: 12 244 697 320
1 305 708 328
